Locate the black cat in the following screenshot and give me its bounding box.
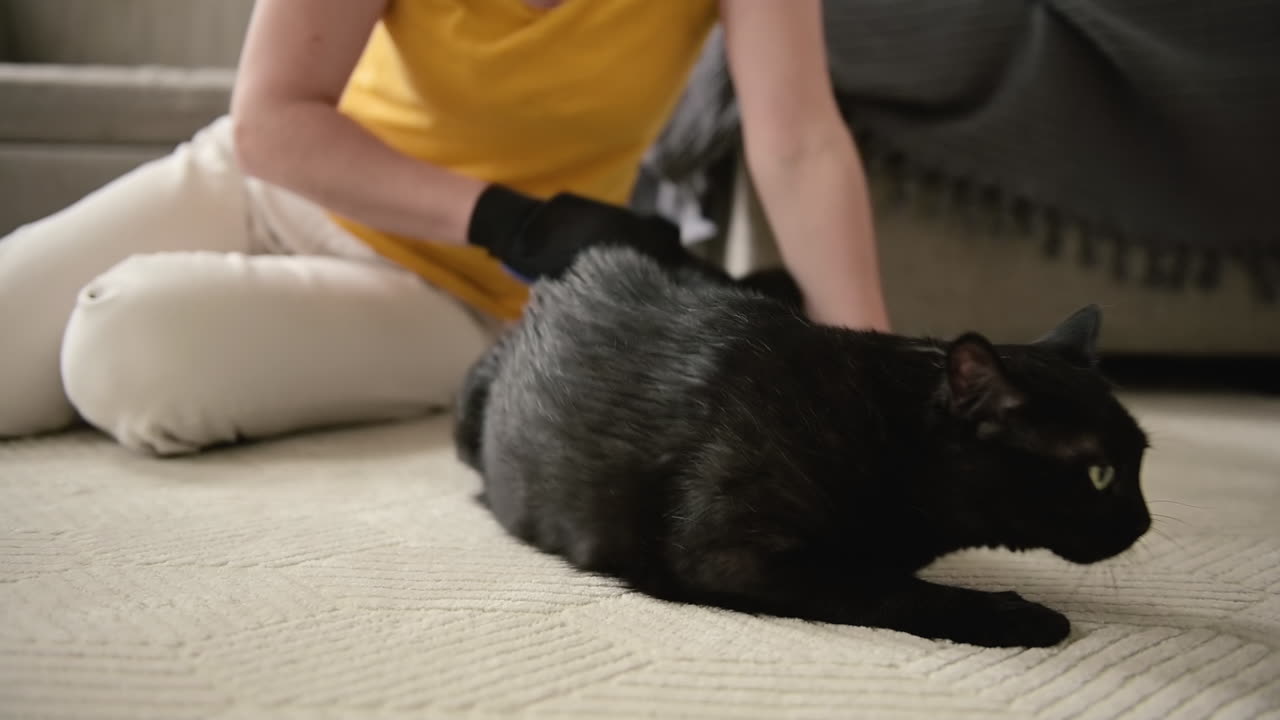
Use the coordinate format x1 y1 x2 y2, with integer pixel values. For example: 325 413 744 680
454 245 1151 648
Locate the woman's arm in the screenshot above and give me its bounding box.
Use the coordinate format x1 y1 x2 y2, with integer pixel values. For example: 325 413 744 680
230 0 484 245
719 0 891 331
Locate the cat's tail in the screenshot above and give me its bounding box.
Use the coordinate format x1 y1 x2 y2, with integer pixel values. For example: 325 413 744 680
453 335 508 473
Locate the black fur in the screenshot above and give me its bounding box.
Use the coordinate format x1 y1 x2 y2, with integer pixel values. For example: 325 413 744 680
454 245 1150 648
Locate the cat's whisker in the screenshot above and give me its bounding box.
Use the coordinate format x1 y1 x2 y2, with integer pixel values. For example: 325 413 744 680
1145 524 1187 553
1150 520 1189 545
1148 499 1212 511
1131 539 1158 562
1149 512 1191 528
1127 546 1149 567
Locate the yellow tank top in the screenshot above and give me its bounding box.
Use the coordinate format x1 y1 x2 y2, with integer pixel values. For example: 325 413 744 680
332 0 719 321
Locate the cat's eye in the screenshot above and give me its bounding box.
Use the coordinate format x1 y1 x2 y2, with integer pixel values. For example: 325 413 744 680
1088 465 1115 491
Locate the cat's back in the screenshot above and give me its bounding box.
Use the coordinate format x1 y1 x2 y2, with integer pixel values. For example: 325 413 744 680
485 246 797 461
527 245 743 336
510 246 776 373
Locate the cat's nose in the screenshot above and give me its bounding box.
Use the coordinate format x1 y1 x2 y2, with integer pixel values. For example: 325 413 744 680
1132 512 1151 539
1115 510 1151 550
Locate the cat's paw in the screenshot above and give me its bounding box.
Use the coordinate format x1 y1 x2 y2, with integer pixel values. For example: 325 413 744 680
965 592 1070 648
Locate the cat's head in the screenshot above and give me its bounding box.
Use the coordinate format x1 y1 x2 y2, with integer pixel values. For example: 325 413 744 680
928 305 1151 564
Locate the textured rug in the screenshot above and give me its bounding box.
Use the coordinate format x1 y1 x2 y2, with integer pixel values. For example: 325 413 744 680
2 390 1278 719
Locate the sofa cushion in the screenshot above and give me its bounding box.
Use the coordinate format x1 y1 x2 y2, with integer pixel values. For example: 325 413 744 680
0 5 12 61
2 0 252 67
0 62 233 144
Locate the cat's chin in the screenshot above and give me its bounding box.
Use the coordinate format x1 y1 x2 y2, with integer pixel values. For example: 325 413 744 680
1048 544 1131 565
1049 518 1151 565
995 542 1038 553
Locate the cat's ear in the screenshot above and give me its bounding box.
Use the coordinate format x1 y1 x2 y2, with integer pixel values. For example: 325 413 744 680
945 333 1024 420
1035 304 1102 368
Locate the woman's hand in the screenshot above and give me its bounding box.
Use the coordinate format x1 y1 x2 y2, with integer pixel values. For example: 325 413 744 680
719 0 891 332
468 186 689 282
231 0 486 246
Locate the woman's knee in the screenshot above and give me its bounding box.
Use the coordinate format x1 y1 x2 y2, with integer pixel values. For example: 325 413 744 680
59 253 243 456
59 250 489 456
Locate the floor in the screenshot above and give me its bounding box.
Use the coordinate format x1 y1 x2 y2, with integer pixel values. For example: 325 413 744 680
2 388 1278 719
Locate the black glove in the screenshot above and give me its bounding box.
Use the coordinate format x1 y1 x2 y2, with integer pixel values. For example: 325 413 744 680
466 184 690 282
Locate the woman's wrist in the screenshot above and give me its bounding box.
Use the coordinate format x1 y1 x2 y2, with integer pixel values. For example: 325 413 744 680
465 185 542 258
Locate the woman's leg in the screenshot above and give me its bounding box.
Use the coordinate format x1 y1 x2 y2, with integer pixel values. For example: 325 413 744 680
59 250 494 455
3 111 497 454
0 116 253 437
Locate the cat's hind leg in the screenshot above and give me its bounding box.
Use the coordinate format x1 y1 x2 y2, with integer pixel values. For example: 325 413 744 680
452 334 509 472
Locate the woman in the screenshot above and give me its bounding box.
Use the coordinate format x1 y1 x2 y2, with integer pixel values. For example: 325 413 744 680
0 0 889 455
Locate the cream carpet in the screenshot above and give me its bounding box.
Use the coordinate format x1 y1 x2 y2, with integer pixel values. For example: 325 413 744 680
3 390 1278 719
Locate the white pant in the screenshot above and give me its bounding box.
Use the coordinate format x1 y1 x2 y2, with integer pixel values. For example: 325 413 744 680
0 116 496 455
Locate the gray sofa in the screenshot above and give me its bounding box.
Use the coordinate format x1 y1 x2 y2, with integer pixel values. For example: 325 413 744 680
3 0 1276 356
0 0 249 232
720 164 1280 356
